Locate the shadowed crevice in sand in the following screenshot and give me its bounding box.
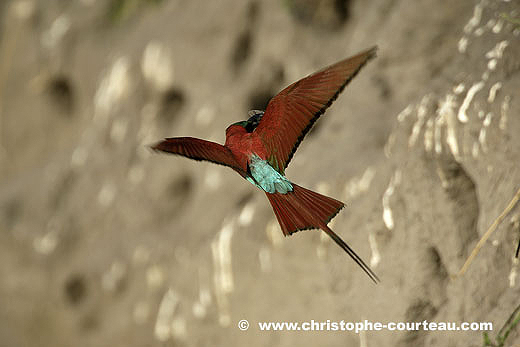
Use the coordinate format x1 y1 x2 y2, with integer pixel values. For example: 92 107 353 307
401 299 438 345
164 174 193 212
247 62 284 111
47 75 75 116
286 0 351 31
49 170 76 210
64 274 87 306
436 155 480 259
158 87 186 125
230 2 259 73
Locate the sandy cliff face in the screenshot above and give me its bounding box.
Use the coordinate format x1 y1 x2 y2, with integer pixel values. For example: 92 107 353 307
0 0 519 346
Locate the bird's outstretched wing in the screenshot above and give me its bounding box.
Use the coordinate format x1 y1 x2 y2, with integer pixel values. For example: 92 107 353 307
254 46 377 173
151 137 245 174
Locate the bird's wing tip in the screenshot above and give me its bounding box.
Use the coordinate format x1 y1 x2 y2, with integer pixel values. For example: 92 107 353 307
148 139 166 152
367 45 378 59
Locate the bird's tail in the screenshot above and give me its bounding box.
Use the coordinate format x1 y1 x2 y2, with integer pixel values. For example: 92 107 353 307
266 183 343 235
265 184 379 283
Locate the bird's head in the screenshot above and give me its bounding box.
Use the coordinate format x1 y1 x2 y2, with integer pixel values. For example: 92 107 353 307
229 120 248 129
226 111 264 136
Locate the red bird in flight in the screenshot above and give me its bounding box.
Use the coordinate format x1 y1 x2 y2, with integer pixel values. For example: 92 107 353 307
152 47 379 283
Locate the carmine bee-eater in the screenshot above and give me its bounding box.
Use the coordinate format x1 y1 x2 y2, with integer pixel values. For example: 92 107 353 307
152 47 379 283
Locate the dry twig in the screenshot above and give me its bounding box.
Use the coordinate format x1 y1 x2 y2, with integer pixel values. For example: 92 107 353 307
456 188 520 278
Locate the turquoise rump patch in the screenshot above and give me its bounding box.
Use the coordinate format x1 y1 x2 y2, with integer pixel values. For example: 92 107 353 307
247 154 293 194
